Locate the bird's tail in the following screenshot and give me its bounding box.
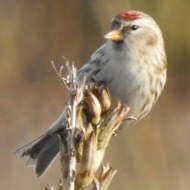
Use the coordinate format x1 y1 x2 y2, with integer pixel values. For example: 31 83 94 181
13 133 60 177
13 110 67 176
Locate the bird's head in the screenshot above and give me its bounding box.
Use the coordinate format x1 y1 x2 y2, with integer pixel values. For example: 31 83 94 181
105 10 164 53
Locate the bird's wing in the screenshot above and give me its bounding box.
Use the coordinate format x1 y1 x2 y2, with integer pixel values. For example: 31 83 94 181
78 45 109 83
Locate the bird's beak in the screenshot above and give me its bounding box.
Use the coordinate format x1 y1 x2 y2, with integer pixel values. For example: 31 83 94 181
104 30 124 41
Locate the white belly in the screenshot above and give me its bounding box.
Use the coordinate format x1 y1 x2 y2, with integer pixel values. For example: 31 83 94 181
95 58 162 119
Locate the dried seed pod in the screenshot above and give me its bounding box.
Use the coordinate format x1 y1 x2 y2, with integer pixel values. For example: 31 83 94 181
95 163 117 190
93 149 105 172
96 87 111 114
76 123 94 163
98 103 130 150
74 128 84 162
76 105 85 130
76 131 97 188
84 90 102 125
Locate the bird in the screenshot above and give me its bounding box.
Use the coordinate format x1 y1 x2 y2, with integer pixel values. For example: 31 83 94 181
14 10 167 177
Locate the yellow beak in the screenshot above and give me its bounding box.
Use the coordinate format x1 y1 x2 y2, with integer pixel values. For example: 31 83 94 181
104 30 124 41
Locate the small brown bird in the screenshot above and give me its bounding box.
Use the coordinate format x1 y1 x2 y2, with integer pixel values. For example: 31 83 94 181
14 10 167 177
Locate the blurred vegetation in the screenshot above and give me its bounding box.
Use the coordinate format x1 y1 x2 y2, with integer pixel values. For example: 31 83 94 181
0 1 190 190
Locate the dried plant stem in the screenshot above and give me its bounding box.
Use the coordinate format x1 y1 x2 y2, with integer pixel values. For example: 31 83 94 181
50 61 131 190
64 66 77 190
60 65 77 190
55 63 85 190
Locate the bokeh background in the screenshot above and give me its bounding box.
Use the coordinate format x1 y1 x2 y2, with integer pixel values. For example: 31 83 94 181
1 1 190 190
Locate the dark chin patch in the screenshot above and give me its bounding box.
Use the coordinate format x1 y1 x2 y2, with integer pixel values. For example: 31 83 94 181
113 40 124 51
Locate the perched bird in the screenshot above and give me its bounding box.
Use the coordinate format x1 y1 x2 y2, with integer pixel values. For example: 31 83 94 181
14 10 167 177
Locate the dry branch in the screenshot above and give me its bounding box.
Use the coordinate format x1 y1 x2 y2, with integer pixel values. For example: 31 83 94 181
47 61 131 190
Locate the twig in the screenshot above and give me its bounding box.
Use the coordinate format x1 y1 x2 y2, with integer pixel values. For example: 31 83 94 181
58 62 86 190
49 60 130 190
51 60 70 89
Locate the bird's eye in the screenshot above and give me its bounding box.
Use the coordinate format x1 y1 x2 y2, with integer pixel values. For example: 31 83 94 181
111 20 121 29
131 25 139 31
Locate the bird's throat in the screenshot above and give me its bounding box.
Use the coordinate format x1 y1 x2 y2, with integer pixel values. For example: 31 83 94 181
113 40 124 51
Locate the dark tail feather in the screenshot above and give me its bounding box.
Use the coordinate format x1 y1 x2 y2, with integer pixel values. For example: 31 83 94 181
13 133 51 159
35 135 59 177
13 133 60 176
13 111 67 176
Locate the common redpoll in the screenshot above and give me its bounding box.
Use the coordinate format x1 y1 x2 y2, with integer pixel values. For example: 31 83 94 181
14 10 167 176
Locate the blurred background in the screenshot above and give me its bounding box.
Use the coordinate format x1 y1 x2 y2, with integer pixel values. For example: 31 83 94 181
1 0 190 190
